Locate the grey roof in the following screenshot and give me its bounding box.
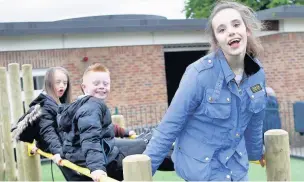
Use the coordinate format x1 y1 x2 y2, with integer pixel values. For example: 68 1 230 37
60 14 168 21
0 5 303 36
0 14 208 36
257 4 304 20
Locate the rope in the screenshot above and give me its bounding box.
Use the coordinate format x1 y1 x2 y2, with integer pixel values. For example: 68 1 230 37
27 143 118 182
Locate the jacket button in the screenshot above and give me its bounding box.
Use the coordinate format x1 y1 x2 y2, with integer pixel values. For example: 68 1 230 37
208 97 212 102
227 98 230 102
239 152 242 156
208 60 212 64
205 157 209 161
236 133 240 137
226 175 231 179
251 95 255 99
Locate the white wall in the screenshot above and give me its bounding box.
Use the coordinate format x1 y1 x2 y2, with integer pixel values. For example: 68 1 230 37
280 19 304 32
0 35 64 51
0 30 209 52
0 18 303 52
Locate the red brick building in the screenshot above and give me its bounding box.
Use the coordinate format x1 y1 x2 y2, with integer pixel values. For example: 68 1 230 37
0 6 303 127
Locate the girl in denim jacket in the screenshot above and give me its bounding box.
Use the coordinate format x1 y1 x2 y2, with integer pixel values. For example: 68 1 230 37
144 0 266 181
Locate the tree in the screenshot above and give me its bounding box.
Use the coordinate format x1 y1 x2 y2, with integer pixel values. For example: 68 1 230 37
184 0 304 19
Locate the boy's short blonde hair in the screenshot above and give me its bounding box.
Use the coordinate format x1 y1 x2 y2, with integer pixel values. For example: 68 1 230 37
82 63 110 78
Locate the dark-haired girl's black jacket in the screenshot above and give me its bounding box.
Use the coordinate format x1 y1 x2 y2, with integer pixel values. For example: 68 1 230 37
14 93 62 154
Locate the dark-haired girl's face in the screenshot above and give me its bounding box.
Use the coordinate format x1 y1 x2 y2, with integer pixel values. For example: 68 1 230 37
54 70 68 98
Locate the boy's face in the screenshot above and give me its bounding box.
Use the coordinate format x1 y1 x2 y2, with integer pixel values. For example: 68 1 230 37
212 8 249 57
81 71 111 100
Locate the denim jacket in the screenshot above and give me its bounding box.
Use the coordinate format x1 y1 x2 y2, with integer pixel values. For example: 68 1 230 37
143 49 266 181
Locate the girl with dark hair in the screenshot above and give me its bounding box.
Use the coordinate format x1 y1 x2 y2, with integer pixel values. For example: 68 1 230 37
12 66 75 180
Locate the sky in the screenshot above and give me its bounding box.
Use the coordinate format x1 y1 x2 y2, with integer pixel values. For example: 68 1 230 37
0 0 186 22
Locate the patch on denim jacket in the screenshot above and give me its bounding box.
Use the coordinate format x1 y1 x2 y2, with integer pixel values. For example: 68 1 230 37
250 84 262 93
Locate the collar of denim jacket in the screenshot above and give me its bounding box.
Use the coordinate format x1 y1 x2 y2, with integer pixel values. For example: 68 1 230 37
215 49 261 84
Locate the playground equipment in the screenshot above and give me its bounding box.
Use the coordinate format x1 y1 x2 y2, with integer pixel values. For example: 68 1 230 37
0 63 292 181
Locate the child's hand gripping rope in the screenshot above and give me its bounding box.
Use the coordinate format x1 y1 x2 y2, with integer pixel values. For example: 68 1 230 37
27 143 118 182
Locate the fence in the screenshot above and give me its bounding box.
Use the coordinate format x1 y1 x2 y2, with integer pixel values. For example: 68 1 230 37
0 64 41 181
109 104 168 133
0 63 153 181
111 101 304 159
279 102 304 158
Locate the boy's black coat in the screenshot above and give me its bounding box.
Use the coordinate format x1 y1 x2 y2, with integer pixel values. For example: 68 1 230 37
59 96 119 172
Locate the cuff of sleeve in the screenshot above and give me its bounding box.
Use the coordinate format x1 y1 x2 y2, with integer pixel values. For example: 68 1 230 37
51 147 62 155
248 153 263 161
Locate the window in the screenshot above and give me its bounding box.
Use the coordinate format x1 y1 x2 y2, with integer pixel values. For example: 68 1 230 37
21 69 47 112
33 76 44 90
20 68 47 99
7 69 47 118
32 69 47 98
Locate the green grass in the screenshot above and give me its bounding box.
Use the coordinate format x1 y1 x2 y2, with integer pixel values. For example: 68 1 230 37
41 162 66 181
42 158 304 181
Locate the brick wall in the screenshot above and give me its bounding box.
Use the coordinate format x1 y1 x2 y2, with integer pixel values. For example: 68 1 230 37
260 32 304 103
0 45 168 112
260 33 304 143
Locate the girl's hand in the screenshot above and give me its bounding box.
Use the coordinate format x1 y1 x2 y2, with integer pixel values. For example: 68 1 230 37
52 154 63 166
259 155 266 167
91 170 107 182
30 145 38 155
129 130 136 136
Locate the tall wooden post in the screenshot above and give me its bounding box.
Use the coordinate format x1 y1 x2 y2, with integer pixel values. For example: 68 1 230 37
8 63 26 181
123 154 153 181
264 129 291 181
21 64 42 181
0 67 17 181
0 124 5 181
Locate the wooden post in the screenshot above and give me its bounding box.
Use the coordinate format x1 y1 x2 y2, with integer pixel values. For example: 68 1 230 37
21 64 42 181
112 115 125 128
8 63 26 181
0 124 5 181
123 154 153 181
0 67 17 181
264 129 291 181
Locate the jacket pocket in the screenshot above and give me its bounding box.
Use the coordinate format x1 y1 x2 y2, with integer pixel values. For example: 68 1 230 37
178 137 215 162
204 88 231 119
174 132 215 181
246 84 266 113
